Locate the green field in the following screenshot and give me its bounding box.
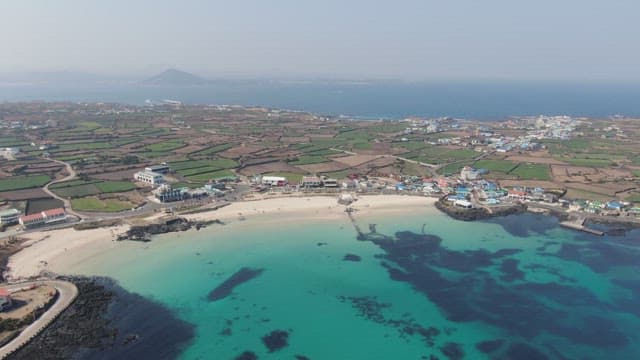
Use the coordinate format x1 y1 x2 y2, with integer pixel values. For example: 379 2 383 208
320 169 353 179
52 184 102 198
51 180 136 198
95 181 137 193
0 175 51 192
290 155 330 165
406 146 477 165
71 197 134 212
474 159 519 173
145 140 185 152
352 142 373 150
50 179 101 189
560 157 615 167
186 169 236 182
191 143 234 156
263 172 306 183
509 163 551 180
436 162 470 176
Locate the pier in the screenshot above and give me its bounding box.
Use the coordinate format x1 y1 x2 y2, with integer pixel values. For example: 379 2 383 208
560 217 604 236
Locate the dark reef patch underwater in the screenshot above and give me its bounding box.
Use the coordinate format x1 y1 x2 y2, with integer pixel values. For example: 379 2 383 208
9 276 194 360
208 267 265 302
354 213 640 359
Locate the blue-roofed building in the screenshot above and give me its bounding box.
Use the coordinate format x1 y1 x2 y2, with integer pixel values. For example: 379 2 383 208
606 201 624 210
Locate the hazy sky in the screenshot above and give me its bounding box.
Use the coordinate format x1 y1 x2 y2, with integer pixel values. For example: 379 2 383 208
1 0 638 80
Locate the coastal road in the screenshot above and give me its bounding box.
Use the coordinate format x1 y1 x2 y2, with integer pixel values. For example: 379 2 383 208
41 158 84 220
0 280 78 359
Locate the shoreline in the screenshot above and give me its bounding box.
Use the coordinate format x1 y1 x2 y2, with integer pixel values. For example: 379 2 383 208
5 195 436 280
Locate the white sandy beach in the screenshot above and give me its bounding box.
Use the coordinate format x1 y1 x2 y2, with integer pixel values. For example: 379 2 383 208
6 195 436 280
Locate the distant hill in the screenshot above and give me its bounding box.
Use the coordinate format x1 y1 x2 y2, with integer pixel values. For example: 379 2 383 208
141 69 207 86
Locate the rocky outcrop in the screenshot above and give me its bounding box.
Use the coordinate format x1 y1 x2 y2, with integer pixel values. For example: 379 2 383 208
117 217 223 242
435 199 527 221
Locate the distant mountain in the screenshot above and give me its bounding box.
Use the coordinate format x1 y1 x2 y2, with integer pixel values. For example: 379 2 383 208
141 69 207 86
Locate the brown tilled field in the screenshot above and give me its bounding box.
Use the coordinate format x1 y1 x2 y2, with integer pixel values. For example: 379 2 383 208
297 161 351 174
333 155 384 167
0 188 51 201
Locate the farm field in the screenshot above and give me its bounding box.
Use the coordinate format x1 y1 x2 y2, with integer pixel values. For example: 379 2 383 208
71 197 135 212
0 175 51 192
509 163 551 181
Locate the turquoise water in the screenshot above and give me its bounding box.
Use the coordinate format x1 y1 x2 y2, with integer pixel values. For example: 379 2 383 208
75 209 640 359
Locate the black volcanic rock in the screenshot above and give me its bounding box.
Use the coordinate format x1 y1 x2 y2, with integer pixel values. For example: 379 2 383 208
10 276 194 360
141 68 207 86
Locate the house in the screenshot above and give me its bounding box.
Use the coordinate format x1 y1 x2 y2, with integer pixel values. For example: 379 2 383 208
18 208 66 228
154 184 184 203
145 164 171 174
0 208 21 225
261 176 287 186
134 171 165 186
42 208 66 224
606 201 625 211
507 190 527 201
301 176 322 188
18 213 46 228
322 178 338 188
460 166 479 181
0 288 12 312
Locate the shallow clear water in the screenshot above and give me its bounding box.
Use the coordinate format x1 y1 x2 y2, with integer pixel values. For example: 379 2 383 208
75 209 640 359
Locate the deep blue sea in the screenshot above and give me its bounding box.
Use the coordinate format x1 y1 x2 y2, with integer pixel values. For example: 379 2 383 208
1 82 640 120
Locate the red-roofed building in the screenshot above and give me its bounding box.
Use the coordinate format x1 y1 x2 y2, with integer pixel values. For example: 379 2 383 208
19 208 66 228
507 190 527 201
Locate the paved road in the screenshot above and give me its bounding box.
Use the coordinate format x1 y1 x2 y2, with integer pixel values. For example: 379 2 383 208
0 280 78 359
41 158 83 220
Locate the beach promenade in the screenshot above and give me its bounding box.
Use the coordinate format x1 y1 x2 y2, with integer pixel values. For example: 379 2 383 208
0 280 78 359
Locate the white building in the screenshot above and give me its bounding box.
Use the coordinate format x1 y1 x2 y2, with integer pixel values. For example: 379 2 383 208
322 178 338 188
460 166 479 181
301 176 322 187
454 199 473 209
0 209 21 225
145 164 170 174
261 176 287 186
134 171 164 186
